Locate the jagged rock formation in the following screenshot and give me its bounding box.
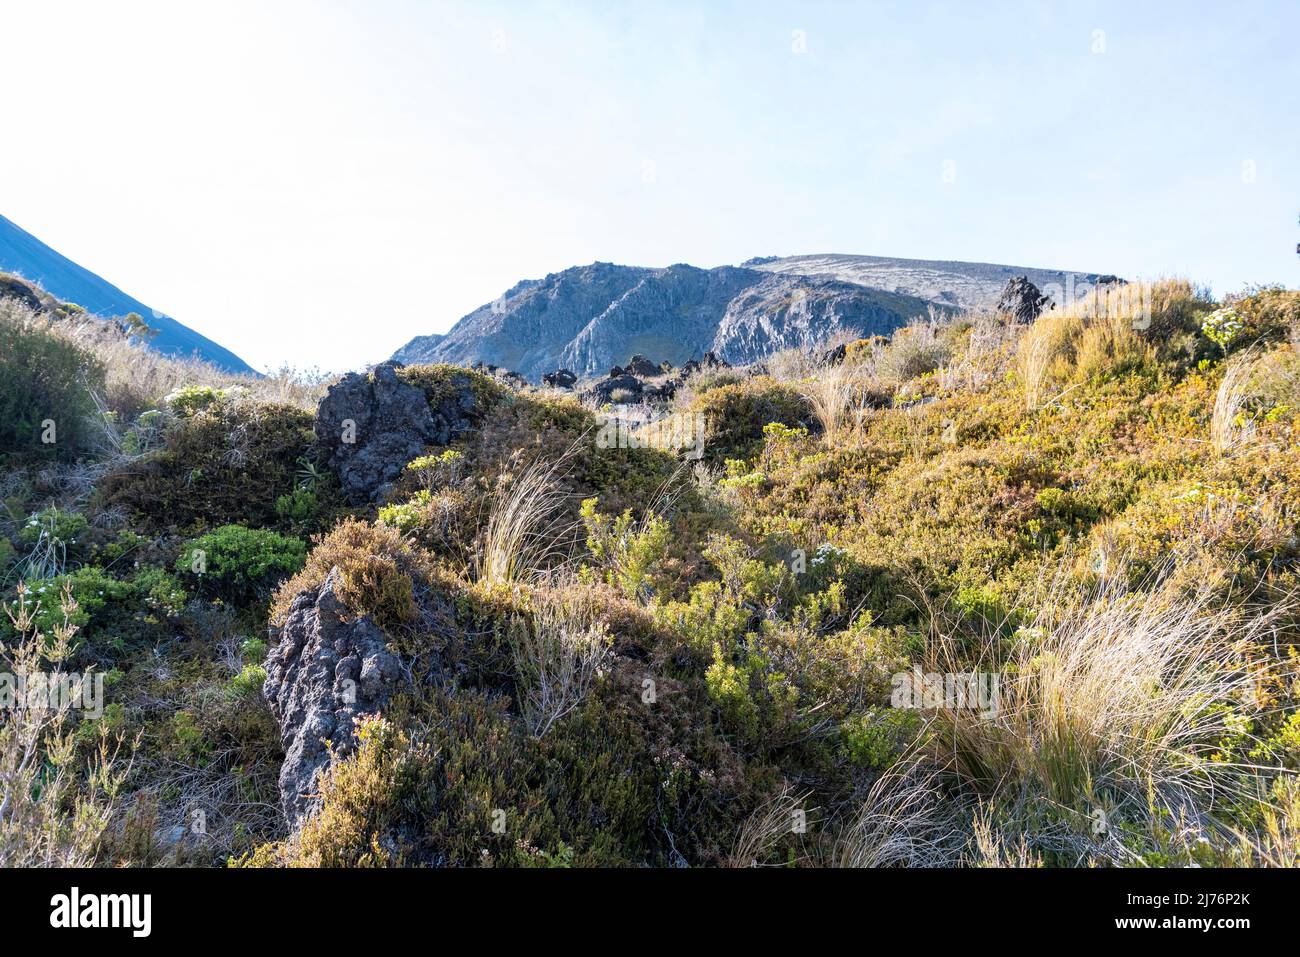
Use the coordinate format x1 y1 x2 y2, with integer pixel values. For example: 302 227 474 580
393 255 1116 382
542 369 577 389
314 361 481 504
995 277 1054 324
622 354 660 377
263 569 405 828
681 351 729 376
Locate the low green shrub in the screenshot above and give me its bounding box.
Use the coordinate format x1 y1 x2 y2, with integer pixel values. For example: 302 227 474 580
98 398 316 532
177 524 307 605
0 310 106 459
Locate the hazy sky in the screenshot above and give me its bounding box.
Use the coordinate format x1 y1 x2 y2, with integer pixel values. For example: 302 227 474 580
2 0 1296 372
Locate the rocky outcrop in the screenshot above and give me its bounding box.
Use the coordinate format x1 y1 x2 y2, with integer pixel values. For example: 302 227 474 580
315 360 481 504
263 569 405 828
622 354 660 377
995 277 1054 324
819 343 848 366
590 372 645 403
681 351 730 376
542 369 577 389
0 273 44 312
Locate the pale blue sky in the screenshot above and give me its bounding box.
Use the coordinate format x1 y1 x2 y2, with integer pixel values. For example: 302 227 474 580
1 0 1296 372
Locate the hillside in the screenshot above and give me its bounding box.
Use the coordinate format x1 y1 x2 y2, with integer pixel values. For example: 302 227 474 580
0 214 255 374
3 276 1299 870
393 255 1113 381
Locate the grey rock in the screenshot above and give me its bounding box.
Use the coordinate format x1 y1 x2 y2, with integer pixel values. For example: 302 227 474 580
995 277 1054 324
391 255 1116 382
0 273 44 312
263 568 405 828
590 372 645 403
542 368 577 389
623 354 660 377
314 360 480 504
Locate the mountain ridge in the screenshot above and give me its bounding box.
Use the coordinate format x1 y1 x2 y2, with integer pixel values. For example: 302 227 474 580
393 253 1115 380
0 214 256 374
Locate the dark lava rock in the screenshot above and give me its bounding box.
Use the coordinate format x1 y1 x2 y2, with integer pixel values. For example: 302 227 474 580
623 354 660 377
591 373 645 403
314 360 481 504
543 369 578 389
263 569 405 828
995 277 1054 324
0 274 44 312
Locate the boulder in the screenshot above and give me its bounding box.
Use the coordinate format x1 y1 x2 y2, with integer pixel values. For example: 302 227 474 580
682 351 731 377
624 354 660 377
0 274 44 313
263 568 406 828
315 360 481 504
643 379 680 402
819 343 848 366
995 277 1053 324
591 373 645 403
543 368 578 389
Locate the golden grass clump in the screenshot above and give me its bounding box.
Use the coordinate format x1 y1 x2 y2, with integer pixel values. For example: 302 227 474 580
919 572 1285 863
271 518 435 629
475 452 580 588
1015 313 1086 410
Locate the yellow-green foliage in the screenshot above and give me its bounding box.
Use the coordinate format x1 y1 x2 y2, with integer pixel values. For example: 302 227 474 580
395 363 509 414
1227 286 1300 346
579 497 672 601
686 375 813 460
271 518 435 631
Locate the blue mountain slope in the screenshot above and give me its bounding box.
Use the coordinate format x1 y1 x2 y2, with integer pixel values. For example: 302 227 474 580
0 214 255 374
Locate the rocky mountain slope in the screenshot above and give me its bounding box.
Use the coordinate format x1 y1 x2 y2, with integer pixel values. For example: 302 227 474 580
0 213 255 374
746 253 1111 311
394 254 1112 381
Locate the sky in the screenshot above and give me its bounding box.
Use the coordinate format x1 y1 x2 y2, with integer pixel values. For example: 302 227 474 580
1 0 1297 373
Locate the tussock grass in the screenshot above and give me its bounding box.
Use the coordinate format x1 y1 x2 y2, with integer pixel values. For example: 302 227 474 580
800 359 868 438
1211 349 1261 454
475 448 580 588
727 783 810 867
920 570 1288 864
30 304 328 417
1016 313 1085 411
831 759 965 867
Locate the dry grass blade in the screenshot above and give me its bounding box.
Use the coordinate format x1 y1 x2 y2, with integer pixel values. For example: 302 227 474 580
508 590 611 738
475 444 581 588
831 758 965 867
